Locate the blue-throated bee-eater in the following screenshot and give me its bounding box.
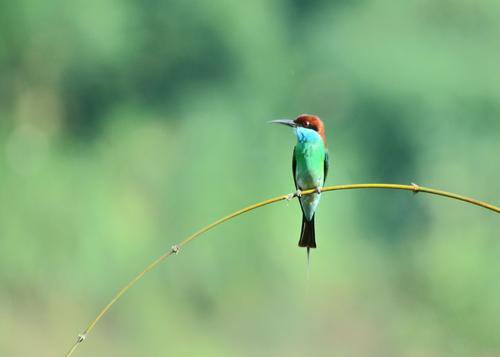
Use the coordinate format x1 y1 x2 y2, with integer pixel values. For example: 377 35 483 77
271 114 329 255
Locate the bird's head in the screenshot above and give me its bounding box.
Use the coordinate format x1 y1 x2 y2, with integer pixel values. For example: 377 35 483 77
270 114 326 145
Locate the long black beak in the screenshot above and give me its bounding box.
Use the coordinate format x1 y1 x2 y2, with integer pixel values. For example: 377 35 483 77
269 119 296 127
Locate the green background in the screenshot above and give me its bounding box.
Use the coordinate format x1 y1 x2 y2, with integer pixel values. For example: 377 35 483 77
1 1 500 356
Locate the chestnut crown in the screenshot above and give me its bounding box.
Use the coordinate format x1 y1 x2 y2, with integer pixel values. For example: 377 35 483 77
294 114 326 145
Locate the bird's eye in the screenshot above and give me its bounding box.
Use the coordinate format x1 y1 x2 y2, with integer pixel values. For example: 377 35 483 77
305 121 310 127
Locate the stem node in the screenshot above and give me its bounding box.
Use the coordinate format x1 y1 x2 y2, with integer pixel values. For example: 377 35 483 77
171 245 180 254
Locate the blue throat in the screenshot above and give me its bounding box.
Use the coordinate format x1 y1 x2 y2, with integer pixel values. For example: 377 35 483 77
295 127 322 144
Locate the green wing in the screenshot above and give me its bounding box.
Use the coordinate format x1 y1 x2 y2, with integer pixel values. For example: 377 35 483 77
292 146 298 189
323 150 329 185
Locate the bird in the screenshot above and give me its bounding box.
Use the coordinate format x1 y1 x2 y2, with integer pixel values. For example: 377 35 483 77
270 114 329 259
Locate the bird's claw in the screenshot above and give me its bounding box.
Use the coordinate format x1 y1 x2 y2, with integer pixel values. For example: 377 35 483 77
315 187 322 194
286 190 302 200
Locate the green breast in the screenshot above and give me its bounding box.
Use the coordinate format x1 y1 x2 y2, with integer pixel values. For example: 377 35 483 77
294 139 326 221
294 140 326 189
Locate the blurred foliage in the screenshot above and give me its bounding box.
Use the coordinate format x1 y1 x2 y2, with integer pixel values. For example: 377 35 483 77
1 0 500 356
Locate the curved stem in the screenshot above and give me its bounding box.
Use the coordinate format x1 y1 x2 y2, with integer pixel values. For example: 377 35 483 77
65 183 499 356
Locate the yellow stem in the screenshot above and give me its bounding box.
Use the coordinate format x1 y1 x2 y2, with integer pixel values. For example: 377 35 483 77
65 183 499 356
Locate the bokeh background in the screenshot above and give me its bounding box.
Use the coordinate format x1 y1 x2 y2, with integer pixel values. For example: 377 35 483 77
1 1 500 356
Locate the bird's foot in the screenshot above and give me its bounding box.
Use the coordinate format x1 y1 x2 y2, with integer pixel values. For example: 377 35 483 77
315 187 322 194
286 189 302 201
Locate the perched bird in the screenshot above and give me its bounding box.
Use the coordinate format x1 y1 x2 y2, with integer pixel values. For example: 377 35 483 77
271 114 329 257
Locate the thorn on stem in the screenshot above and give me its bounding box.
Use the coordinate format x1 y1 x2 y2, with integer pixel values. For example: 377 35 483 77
411 182 420 195
171 245 180 254
77 333 87 343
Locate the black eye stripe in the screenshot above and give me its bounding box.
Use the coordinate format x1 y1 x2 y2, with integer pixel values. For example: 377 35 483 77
297 119 318 131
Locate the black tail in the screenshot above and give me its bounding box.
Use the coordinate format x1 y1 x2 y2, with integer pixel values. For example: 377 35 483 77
298 214 316 249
